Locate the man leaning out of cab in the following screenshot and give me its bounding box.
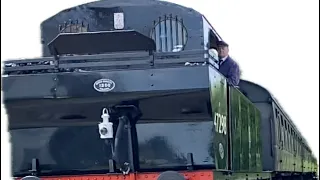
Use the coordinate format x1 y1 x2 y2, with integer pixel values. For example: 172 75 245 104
216 40 240 86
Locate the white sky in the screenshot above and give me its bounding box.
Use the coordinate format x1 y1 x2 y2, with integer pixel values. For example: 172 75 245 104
1 0 319 178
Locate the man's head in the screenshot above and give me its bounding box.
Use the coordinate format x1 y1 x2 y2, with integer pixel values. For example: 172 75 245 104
217 41 229 59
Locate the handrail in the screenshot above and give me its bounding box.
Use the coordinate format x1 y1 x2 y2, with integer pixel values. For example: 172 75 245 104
3 49 212 75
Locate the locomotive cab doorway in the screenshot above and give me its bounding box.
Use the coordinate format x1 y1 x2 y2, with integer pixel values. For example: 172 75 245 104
202 16 221 68
203 16 234 171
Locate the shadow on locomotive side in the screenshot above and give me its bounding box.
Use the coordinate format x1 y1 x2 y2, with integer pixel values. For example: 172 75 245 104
2 0 318 180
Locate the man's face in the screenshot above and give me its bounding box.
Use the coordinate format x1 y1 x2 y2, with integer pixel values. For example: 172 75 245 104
217 46 229 58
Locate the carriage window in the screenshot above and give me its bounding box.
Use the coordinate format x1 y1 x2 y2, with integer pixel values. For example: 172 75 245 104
288 128 291 151
285 121 287 128
277 118 281 142
284 120 288 130
283 119 288 149
279 114 284 147
289 127 293 152
294 133 297 153
297 139 299 154
292 132 295 150
293 133 296 152
276 109 281 142
151 16 188 52
287 126 290 151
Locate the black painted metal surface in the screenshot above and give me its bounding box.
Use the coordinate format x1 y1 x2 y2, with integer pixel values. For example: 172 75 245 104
40 0 204 56
11 126 115 175
48 30 156 55
137 121 214 169
3 66 210 101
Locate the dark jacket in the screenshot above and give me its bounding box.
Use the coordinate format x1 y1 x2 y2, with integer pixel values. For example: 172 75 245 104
218 56 240 86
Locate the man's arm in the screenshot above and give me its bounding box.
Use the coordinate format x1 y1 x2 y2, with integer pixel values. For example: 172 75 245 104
227 63 240 86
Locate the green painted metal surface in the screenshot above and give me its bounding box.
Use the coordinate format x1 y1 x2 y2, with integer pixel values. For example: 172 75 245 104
229 86 262 172
213 170 272 180
209 67 228 170
207 67 317 177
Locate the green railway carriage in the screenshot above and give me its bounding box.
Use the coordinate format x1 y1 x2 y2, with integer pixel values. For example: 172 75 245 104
239 80 318 178
2 0 318 180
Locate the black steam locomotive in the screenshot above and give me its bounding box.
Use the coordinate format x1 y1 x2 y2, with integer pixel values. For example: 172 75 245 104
2 0 318 180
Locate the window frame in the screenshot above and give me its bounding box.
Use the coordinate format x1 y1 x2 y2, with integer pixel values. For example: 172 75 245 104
202 16 221 68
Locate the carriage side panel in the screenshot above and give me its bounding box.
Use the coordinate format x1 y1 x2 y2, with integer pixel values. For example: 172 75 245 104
229 86 263 172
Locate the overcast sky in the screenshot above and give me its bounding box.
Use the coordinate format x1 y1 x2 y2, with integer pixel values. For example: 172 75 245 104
1 0 319 177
